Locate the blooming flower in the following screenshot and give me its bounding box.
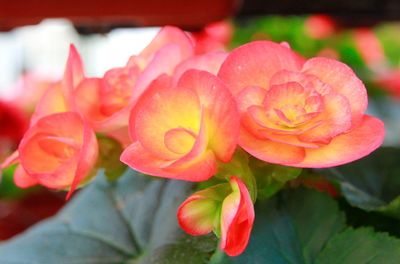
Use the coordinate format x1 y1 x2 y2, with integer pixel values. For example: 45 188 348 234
1 46 97 198
17 112 98 198
74 26 194 133
218 41 385 168
121 69 239 181
177 176 254 256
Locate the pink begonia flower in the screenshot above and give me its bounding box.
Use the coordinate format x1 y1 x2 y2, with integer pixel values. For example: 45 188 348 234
177 177 254 256
1 46 98 198
121 69 239 181
218 41 385 168
19 112 98 198
74 26 194 134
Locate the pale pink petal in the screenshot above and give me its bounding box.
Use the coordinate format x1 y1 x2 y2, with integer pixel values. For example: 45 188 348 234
14 164 38 188
173 52 228 84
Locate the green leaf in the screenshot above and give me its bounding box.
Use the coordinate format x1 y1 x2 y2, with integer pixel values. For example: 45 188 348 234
226 188 346 264
316 228 400 264
319 147 400 219
0 169 196 263
95 136 127 181
250 158 302 199
139 234 217 264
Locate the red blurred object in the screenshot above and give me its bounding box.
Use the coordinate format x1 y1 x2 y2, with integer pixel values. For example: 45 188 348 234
353 28 386 67
302 177 339 197
0 190 65 240
0 0 240 31
375 69 400 98
0 101 28 159
192 20 234 54
304 15 336 39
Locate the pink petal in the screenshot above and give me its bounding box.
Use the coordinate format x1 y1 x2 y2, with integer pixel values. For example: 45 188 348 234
177 69 240 162
13 164 38 188
140 26 193 62
220 177 254 257
299 115 384 168
173 51 228 84
239 128 305 165
218 41 304 95
61 44 85 110
302 57 368 126
298 92 352 144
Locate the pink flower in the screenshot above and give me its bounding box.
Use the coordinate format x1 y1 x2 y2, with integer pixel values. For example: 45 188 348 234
18 112 97 198
74 26 194 133
218 41 384 168
120 69 239 181
177 177 254 256
1 46 97 198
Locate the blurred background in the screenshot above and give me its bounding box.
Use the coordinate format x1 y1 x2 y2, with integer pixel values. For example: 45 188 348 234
1 0 400 240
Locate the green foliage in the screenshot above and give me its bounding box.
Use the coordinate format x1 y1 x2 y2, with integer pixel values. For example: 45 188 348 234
95 135 127 181
320 147 400 219
250 158 302 199
316 228 400 264
0 169 194 263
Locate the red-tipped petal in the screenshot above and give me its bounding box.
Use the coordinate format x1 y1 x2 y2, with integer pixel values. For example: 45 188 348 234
177 194 218 236
220 177 254 257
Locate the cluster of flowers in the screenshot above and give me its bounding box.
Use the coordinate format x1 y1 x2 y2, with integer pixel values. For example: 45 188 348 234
1 25 384 256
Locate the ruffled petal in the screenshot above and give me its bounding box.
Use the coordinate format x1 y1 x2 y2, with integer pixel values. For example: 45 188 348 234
218 41 304 95
299 115 384 168
302 57 368 126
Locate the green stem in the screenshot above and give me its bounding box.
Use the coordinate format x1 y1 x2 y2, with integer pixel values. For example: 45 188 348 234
209 247 226 264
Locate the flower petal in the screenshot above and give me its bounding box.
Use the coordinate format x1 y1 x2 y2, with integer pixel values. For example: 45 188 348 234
177 194 219 236
220 177 255 257
299 92 352 144
299 115 384 168
31 84 68 125
177 69 239 162
239 128 305 165
133 75 201 160
61 44 85 109
140 26 193 63
302 57 368 126
13 164 38 188
173 51 228 84
218 41 304 95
